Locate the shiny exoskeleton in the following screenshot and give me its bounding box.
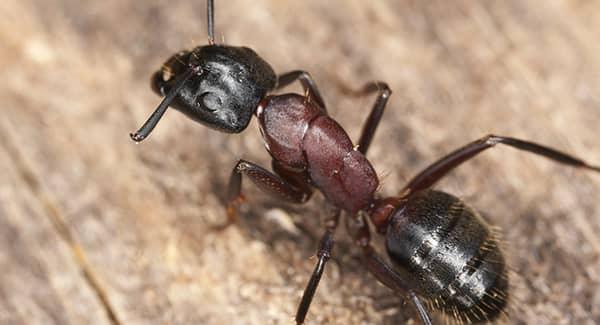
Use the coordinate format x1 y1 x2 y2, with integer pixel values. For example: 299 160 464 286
385 191 508 322
130 1 600 324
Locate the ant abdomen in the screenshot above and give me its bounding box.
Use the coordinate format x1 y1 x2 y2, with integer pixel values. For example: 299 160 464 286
386 190 508 323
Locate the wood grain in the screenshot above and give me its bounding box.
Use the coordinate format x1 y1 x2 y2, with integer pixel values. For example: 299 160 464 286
1 0 599 324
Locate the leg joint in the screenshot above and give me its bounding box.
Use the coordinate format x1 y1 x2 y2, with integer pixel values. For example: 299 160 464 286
483 133 500 145
235 159 251 172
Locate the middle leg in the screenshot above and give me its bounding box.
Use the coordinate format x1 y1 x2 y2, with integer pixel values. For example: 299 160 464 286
339 81 392 155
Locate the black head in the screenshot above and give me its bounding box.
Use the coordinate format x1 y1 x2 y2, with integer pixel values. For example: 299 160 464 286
152 45 276 133
130 0 276 142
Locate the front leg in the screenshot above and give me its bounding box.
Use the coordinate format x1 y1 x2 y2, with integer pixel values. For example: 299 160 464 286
223 159 313 226
276 70 327 111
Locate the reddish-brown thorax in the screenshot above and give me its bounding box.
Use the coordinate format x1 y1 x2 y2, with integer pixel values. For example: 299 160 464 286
256 94 379 213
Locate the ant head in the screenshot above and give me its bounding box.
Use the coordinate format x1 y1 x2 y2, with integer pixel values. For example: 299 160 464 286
130 0 276 142
151 45 276 133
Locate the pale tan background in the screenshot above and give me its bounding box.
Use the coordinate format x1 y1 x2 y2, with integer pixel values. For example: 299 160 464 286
1 0 600 324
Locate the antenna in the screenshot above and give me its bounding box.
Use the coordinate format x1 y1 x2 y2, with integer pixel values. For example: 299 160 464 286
130 67 198 142
130 0 216 142
207 0 215 45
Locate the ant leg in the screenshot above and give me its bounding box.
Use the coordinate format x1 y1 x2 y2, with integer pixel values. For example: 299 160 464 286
272 160 313 196
401 134 600 194
222 159 312 228
276 73 391 154
346 214 432 325
363 247 432 325
340 81 391 155
276 71 327 110
295 208 340 324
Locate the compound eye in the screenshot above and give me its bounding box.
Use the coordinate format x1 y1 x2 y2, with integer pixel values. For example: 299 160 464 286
199 91 223 112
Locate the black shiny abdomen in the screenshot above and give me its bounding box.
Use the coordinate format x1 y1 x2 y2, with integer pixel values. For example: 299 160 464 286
386 190 508 323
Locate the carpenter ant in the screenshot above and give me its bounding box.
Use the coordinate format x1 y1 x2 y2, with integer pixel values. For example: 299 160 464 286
130 1 600 324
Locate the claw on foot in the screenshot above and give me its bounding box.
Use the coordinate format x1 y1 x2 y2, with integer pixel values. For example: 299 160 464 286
210 195 246 232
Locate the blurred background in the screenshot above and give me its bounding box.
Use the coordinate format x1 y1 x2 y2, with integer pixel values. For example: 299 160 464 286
1 0 599 324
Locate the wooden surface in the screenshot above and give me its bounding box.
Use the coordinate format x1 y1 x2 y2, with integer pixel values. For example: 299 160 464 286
1 0 600 324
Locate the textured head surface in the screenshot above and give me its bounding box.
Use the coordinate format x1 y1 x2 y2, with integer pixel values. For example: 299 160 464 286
153 45 276 133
